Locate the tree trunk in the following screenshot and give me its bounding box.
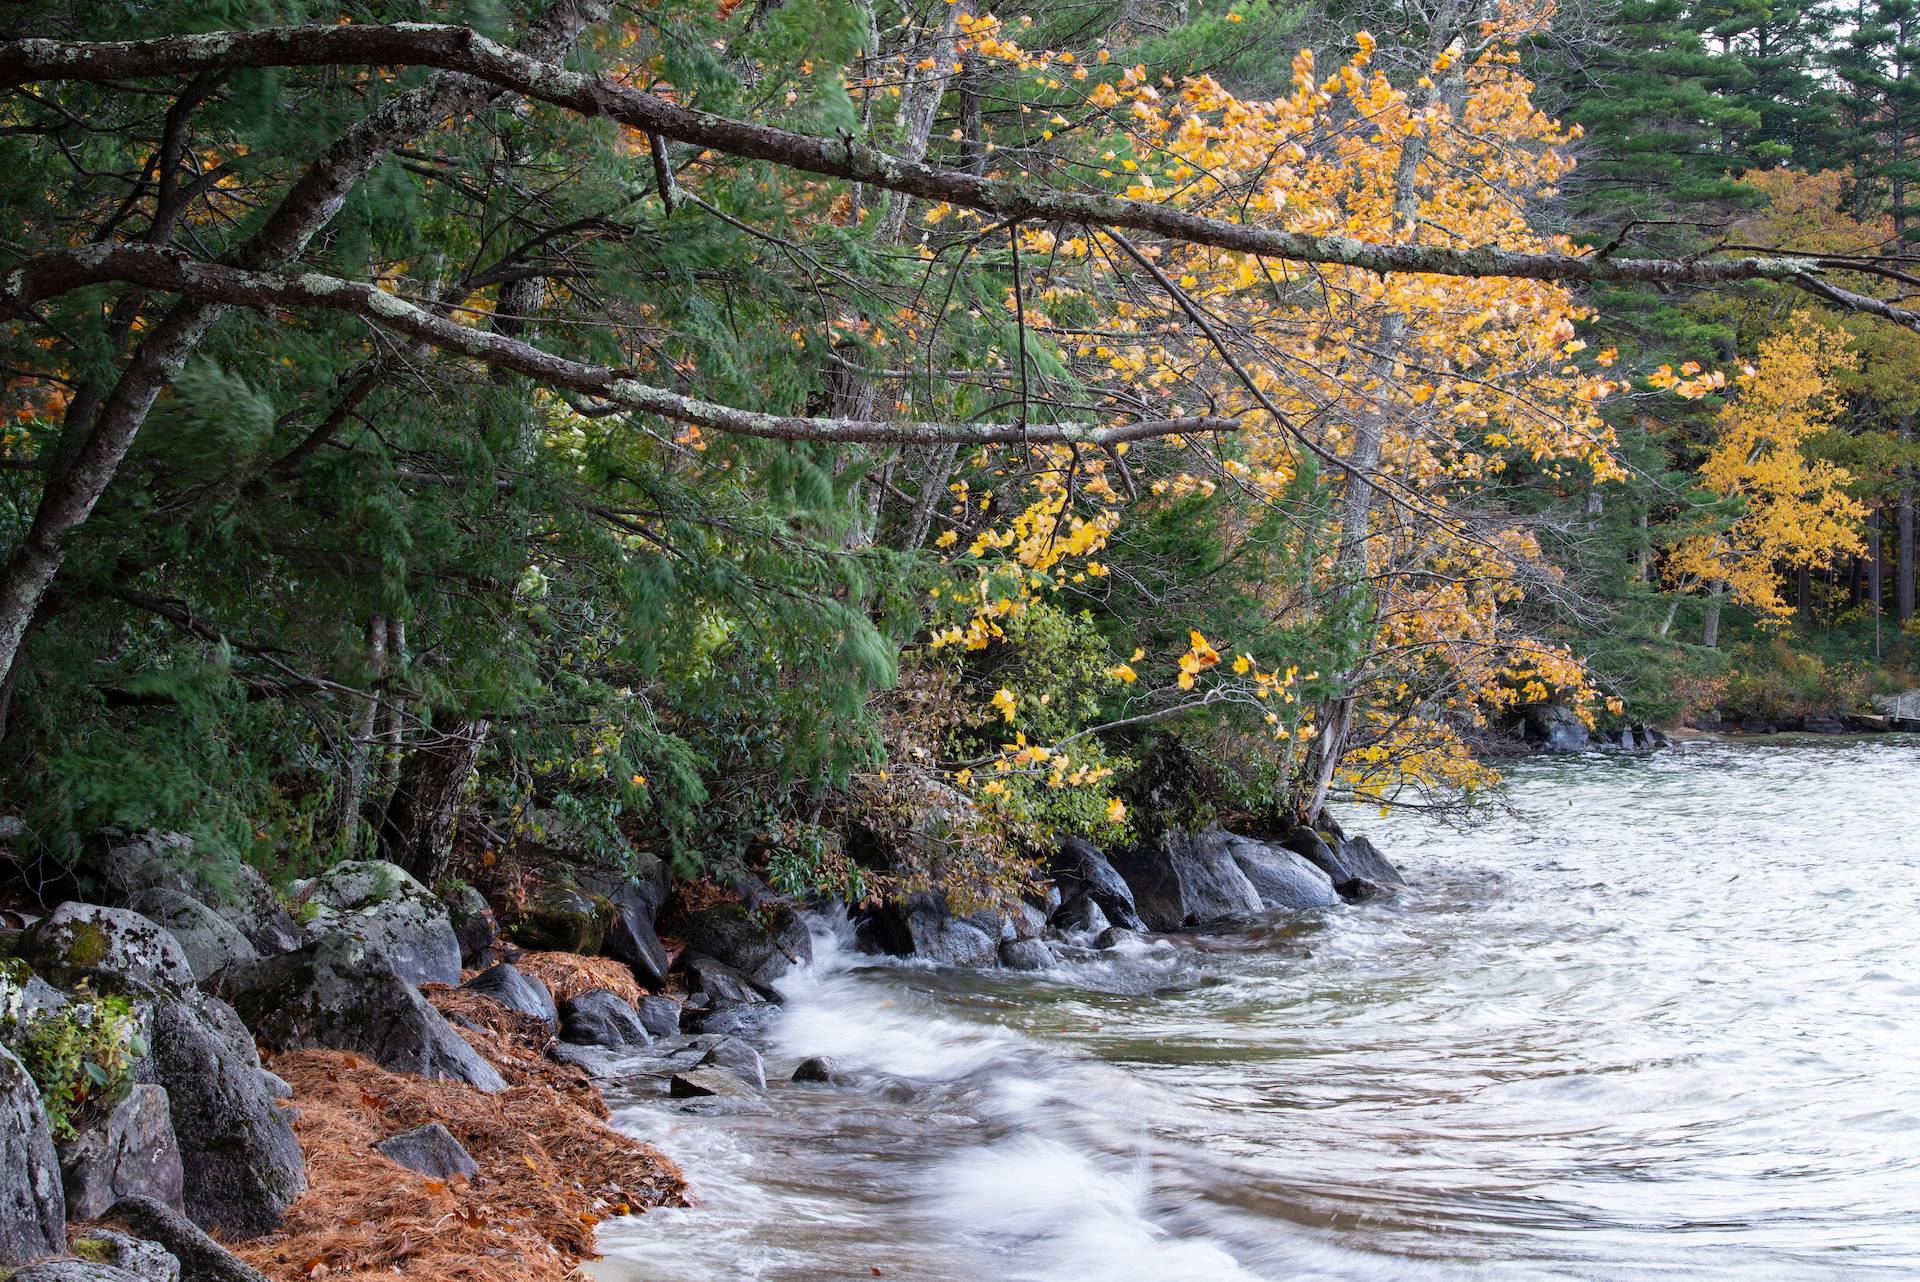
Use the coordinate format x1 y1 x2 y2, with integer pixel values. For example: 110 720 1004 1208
378 716 488 888
1702 583 1725 649
1901 421 1915 623
1795 564 1812 621
329 616 387 851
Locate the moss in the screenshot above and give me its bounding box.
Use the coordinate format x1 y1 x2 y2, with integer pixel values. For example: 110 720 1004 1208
65 918 112 970
73 1235 114 1263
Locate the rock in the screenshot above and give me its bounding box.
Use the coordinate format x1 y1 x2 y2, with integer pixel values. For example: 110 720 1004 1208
69 1228 179 1282
145 990 306 1237
1 963 69 1023
215 933 505 1093
858 896 997 967
791 1056 839 1083
680 902 812 984
1051 894 1110 938
58 1083 184 1221
373 1122 478 1182
681 1000 772 1036
1050 837 1147 932
439 884 497 968
0 1042 65 1265
999 939 1054 971
1094 926 1140 949
634 995 682 1039
1225 837 1339 910
298 861 460 988
696 1037 766 1089
1281 827 1407 901
1871 688 1920 720
460 964 556 1027
20 904 193 997
667 1067 759 1099
1521 702 1592 753
513 883 607 956
559 989 648 1048
1006 898 1052 941
103 1194 273 1282
681 954 780 1005
1108 829 1264 932
570 861 671 990
546 1042 618 1077
8 1262 143 1281
1802 714 1849 734
123 889 258 983
88 833 299 957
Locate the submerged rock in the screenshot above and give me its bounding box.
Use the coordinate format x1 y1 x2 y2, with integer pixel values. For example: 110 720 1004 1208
374 1122 479 1182
696 1037 767 1090
58 1082 185 1221
216 933 505 1093
146 990 306 1238
298 860 461 988
1109 828 1264 932
0 1042 65 1266
668 1066 759 1099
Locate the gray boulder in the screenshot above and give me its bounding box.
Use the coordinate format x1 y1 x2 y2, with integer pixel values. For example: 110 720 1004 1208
0 1043 65 1265
634 995 682 1039
559 989 648 1048
681 955 780 1005
999 939 1054 971
373 1122 478 1182
460 964 557 1027
58 1083 185 1221
681 1000 773 1036
1108 828 1264 932
89 833 298 957
1281 826 1406 900
791 1056 842 1084
298 860 460 987
1521 702 1592 753
547 1042 619 1077
68 1228 179 1282
680 902 812 984
124 889 258 983
572 860 671 990
439 883 497 969
1051 837 1147 931
859 896 997 967
9 1263 143 1281
1051 893 1110 938
1226 837 1339 910
695 1037 766 1090
146 990 306 1237
513 883 607 955
102 1195 272 1282
216 933 504 1093
21 904 193 997
667 1067 759 1099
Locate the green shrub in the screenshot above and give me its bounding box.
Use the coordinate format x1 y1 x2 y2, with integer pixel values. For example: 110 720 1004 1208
5 983 147 1141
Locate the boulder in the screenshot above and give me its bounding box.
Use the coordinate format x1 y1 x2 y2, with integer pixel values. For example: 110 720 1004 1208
9 1262 144 1281
680 902 812 984
0 1043 65 1265
791 1056 841 1084
460 964 557 1028
1006 897 1052 941
547 1042 619 1077
1094 926 1140 950
559 989 648 1048
1281 827 1406 901
215 934 505 1093
145 990 306 1237
571 860 671 990
58 1083 185 1221
102 1194 272 1282
373 1122 478 1182
123 889 258 983
513 883 607 956
1520 702 1591 753
667 1067 759 1099
695 1037 766 1090
1050 838 1147 932
1051 894 1109 938
858 897 997 967
20 904 193 997
298 861 460 988
681 955 780 1005
681 1001 772 1036
1225 837 1339 910
634 995 682 1039
88 833 298 957
68 1228 179 1282
999 939 1054 971
1108 829 1264 932
439 884 497 969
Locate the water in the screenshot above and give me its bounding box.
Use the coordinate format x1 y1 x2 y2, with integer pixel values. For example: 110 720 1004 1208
593 737 1920 1280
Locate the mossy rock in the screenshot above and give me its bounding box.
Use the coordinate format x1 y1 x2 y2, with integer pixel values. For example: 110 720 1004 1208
513 883 611 954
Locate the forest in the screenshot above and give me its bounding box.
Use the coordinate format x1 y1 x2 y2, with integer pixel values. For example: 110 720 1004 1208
5 2 1920 1279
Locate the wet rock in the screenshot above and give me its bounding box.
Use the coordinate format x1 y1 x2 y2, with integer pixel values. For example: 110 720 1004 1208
1281 827 1406 901
680 902 812 984
571 860 671 990
559 989 649 1048
1051 893 1110 938
859 896 997 967
21 904 193 997
1521 702 1591 753
68 1227 179 1282
145 990 305 1238
999 939 1054 971
0 1042 65 1265
547 1041 618 1077
58 1083 184 1221
681 954 780 1005
1051 837 1147 932
791 1056 840 1084
513 883 608 956
216 934 505 1093
634 995 682 1039
668 1067 759 1099
374 1122 478 1182
439 883 497 968
1226 837 1338 910
696 1037 766 1089
1094 926 1140 950
460 963 556 1027
1109 828 1264 932
1007 897 1053 941
124 889 258 983
102 1194 273 1282
681 1000 772 1036
298 860 461 988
